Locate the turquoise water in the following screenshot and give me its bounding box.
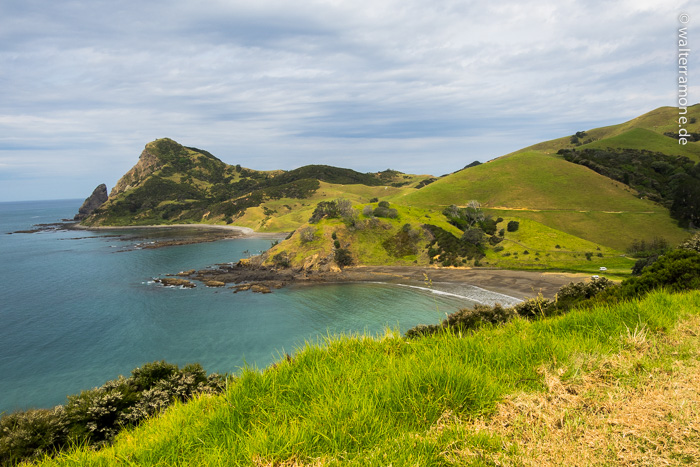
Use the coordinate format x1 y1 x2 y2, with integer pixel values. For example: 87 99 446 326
0 199 491 414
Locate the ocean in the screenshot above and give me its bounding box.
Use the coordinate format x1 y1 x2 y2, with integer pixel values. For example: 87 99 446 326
0 199 514 414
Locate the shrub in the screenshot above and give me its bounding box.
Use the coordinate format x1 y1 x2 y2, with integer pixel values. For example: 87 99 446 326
362 205 374 217
299 226 316 244
334 248 353 267
373 207 398 218
272 252 291 268
334 240 341 249
506 221 520 232
0 407 68 464
461 228 485 247
369 197 378 203
0 361 225 464
377 201 390 208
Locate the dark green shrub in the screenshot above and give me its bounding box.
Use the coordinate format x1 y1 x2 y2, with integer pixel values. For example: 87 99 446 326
489 235 503 245
506 221 520 232
444 304 515 332
272 252 291 268
369 197 378 203
334 240 341 249
334 248 353 267
461 228 485 247
513 295 555 319
377 201 390 208
373 207 398 218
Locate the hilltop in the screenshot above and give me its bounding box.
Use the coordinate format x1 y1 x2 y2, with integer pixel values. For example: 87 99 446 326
83 138 430 230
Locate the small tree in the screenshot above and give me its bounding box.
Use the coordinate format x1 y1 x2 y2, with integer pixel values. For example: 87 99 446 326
506 221 520 232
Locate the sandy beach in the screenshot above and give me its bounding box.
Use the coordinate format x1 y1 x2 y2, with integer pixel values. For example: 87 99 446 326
71 222 288 239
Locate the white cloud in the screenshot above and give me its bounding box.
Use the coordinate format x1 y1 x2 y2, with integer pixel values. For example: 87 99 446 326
0 0 694 200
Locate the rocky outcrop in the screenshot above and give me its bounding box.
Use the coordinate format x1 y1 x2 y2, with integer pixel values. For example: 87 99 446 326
155 278 196 288
74 184 109 221
110 147 163 198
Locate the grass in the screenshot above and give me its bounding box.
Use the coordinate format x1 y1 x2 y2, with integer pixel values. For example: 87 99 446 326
396 150 689 250
41 289 700 466
400 151 666 212
524 104 700 156
578 127 700 161
263 204 461 268
480 217 635 276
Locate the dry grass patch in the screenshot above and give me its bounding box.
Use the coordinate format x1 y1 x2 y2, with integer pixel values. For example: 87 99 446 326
438 317 700 466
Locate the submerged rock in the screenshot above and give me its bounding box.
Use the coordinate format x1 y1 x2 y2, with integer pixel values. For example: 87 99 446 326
155 278 196 288
204 280 226 287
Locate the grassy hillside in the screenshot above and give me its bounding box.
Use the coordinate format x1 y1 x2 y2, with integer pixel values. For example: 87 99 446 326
396 151 689 250
41 289 700 466
578 127 700 161
85 139 430 228
525 104 700 156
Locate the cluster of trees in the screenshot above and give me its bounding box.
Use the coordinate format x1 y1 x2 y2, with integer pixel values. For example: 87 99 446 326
558 147 700 228
0 361 225 465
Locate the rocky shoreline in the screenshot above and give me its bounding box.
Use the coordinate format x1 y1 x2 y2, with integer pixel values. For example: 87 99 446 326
164 259 588 300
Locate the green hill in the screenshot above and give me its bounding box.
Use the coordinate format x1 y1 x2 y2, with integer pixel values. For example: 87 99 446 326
525 104 700 158
82 105 698 267
84 139 429 229
396 151 688 250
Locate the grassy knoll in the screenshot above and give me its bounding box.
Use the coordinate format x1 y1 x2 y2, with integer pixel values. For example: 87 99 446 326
41 289 700 466
233 182 422 233
524 104 700 155
262 203 462 268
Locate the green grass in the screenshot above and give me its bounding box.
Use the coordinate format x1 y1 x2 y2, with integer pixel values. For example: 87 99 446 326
524 104 700 155
480 217 635 276
42 289 700 466
578 128 700 161
397 151 688 251
263 204 461 268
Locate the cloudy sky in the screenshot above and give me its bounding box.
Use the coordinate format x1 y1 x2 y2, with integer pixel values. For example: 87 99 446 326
0 0 695 201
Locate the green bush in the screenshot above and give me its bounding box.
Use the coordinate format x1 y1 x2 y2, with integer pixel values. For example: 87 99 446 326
373 207 398 219
334 248 353 267
0 361 225 465
506 221 519 232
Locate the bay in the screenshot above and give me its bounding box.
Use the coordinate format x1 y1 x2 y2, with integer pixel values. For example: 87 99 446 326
0 199 505 414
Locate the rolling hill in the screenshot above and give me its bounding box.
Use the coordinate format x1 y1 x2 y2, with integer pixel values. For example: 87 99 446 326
81 105 698 272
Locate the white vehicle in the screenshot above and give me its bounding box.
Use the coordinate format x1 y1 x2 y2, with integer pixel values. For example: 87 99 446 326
591 275 600 279
599 267 607 271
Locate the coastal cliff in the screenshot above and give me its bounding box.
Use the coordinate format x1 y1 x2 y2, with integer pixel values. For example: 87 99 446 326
74 184 108 221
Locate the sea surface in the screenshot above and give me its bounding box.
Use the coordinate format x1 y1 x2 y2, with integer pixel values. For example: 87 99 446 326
0 199 516 414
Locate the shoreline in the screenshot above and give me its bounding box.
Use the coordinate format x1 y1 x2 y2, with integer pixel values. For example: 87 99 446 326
70 222 288 239
187 262 589 302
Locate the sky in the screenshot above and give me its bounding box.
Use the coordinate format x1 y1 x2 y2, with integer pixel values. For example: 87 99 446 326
0 0 696 201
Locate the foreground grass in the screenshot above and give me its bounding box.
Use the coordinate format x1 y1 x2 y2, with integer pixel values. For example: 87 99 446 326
41 290 700 466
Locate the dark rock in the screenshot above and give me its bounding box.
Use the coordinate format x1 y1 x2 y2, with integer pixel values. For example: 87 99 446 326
74 184 108 221
154 278 196 288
